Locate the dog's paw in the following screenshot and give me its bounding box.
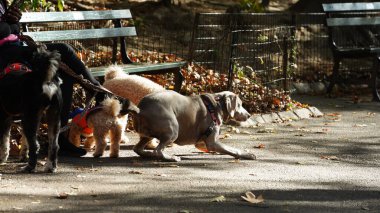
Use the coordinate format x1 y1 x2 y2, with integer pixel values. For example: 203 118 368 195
162 155 181 162
19 165 36 173
93 152 103 158
19 155 28 163
109 152 119 158
43 161 57 173
239 153 257 160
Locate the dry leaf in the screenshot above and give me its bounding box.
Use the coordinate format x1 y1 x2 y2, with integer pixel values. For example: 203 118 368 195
321 155 339 161
354 124 367 127
155 174 168 177
211 195 226 202
241 192 264 204
220 134 231 139
56 192 68 199
254 144 265 149
257 128 275 133
195 142 208 153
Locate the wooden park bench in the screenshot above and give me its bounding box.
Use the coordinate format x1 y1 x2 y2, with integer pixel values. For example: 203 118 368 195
19 9 187 92
323 2 380 101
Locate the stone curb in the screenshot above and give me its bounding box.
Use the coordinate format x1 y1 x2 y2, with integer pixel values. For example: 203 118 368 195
234 107 324 127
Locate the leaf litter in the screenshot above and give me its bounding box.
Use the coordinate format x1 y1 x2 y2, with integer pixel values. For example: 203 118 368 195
241 191 265 204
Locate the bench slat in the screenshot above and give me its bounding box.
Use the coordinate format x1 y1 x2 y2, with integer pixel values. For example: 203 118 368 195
326 17 380 27
20 9 132 23
89 62 187 77
22 27 136 42
323 2 380 12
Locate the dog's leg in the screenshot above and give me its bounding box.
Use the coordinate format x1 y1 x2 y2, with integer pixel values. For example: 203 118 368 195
205 131 256 160
93 128 109 158
133 136 155 158
20 111 42 173
19 133 29 162
83 136 95 150
0 116 12 164
68 124 82 147
154 134 180 162
109 125 122 158
44 99 61 173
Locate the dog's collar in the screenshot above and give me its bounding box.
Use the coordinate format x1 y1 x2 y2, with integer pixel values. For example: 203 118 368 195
201 94 222 126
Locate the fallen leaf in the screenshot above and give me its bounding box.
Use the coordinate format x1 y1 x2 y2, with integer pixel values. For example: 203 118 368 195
220 133 231 139
195 142 209 153
326 113 341 117
56 192 68 199
257 128 275 133
321 155 339 161
228 159 240 163
254 144 265 149
129 170 143 175
155 174 168 177
12 207 23 210
296 161 307 165
354 124 367 127
241 191 264 204
70 185 82 190
361 206 370 210
211 195 226 202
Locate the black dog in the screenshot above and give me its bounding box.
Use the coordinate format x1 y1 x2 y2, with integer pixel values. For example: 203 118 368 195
0 46 62 173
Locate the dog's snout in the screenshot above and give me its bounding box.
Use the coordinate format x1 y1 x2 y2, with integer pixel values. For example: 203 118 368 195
234 107 251 121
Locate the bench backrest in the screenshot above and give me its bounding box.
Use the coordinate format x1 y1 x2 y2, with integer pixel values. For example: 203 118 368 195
323 2 380 48
20 9 136 42
323 2 380 27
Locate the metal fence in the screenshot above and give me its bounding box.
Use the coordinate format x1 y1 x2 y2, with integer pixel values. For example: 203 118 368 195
23 12 376 93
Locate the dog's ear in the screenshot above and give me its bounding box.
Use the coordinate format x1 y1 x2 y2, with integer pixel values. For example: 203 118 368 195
224 94 237 118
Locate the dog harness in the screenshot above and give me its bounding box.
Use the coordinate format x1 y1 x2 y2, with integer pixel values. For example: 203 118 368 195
71 106 103 135
200 94 222 137
0 62 32 79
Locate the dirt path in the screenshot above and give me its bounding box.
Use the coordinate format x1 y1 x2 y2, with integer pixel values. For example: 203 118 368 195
1 94 379 212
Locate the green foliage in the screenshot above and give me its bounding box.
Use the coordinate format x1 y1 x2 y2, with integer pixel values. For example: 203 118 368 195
239 0 265 13
16 0 65 11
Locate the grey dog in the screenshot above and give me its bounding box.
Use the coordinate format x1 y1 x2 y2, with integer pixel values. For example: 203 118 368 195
130 90 256 162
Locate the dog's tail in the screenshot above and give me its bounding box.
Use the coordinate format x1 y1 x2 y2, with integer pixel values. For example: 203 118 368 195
104 65 128 81
101 97 122 117
30 46 61 83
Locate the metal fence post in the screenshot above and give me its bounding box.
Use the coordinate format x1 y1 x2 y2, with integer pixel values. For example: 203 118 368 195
282 35 289 92
227 14 239 91
188 13 200 64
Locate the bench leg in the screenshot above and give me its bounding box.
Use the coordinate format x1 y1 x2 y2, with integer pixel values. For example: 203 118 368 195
327 58 340 95
371 57 380 102
173 69 184 93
